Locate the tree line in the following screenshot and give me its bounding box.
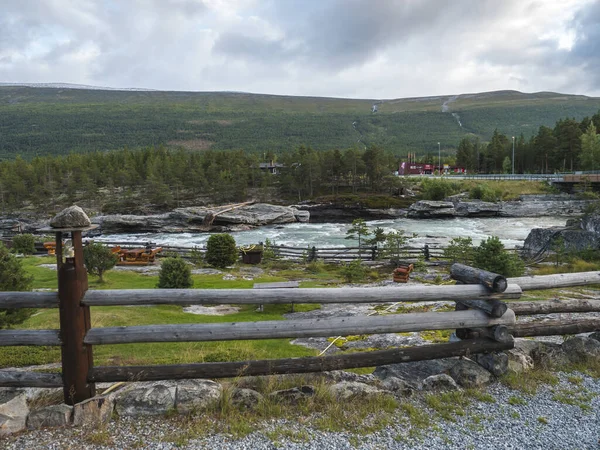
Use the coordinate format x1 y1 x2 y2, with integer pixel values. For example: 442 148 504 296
455 111 600 173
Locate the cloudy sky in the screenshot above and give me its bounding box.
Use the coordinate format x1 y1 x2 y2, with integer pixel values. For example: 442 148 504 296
1 0 599 99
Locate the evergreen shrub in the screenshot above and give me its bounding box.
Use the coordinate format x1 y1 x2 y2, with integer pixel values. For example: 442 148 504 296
158 256 193 288
205 234 238 268
12 234 36 255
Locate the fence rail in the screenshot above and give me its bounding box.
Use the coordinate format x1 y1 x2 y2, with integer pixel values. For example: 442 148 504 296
2 229 600 406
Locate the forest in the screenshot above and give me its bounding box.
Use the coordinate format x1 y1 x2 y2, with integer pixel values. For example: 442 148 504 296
0 109 599 215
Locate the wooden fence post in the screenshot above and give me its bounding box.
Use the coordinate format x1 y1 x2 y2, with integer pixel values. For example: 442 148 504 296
58 230 95 405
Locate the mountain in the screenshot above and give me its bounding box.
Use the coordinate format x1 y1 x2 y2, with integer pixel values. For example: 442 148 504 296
0 85 598 160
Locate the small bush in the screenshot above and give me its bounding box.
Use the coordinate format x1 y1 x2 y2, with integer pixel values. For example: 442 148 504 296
83 243 118 282
420 178 460 201
12 234 36 255
158 256 193 288
0 242 34 328
205 234 238 268
341 259 368 283
473 236 525 277
470 184 501 202
444 237 475 265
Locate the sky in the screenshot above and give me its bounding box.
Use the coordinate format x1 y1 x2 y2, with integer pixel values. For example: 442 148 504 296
1 0 599 99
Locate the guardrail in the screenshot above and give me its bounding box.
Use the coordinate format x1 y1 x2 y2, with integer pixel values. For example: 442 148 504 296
1 228 599 406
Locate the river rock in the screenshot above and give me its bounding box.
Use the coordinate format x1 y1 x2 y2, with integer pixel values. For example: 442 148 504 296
328 381 385 400
500 195 591 217
95 203 308 234
449 359 494 388
521 227 600 258
175 379 222 414
0 389 29 435
115 382 177 417
50 205 91 228
407 201 456 219
27 404 72 429
454 201 501 217
294 203 405 223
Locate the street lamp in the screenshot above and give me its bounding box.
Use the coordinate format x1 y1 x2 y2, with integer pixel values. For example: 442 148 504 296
437 142 441 176
512 136 515 175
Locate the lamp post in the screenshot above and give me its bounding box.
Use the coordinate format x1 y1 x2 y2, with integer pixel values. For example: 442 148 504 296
513 136 515 175
438 142 441 176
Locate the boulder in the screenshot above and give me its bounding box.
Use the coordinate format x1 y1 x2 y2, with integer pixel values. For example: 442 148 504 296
269 386 315 403
562 336 600 363
420 374 459 391
474 352 509 377
506 349 534 373
115 382 177 417
373 358 458 383
328 381 385 400
50 205 91 228
292 209 310 223
513 338 540 357
175 379 222 415
230 388 263 409
378 377 415 397
407 201 456 219
449 359 494 388
27 404 72 429
454 201 501 217
530 342 570 368
73 393 116 427
590 332 600 342
521 227 600 258
581 213 600 233
0 390 29 435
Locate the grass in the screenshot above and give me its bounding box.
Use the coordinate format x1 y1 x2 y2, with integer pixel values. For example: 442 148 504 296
501 369 559 395
551 387 597 411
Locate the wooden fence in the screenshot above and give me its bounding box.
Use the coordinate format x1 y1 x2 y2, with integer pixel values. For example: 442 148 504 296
1 230 599 405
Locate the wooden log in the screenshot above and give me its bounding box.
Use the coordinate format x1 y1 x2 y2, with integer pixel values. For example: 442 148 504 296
451 263 507 292
0 370 63 388
0 292 58 309
58 231 95 405
83 284 522 306
89 338 514 382
84 309 516 345
509 318 600 337
0 329 61 346
456 299 508 318
507 271 600 291
508 299 600 315
464 325 512 343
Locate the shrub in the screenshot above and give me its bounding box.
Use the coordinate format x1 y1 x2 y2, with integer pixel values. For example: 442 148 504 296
83 242 118 282
12 234 36 255
420 178 460 201
158 256 193 288
470 184 501 202
205 234 238 268
380 230 410 263
0 243 34 328
444 237 475 264
473 236 525 277
341 259 368 283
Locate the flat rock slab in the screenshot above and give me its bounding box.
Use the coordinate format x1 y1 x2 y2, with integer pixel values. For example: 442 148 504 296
115 382 177 417
0 390 29 435
27 404 72 429
73 393 116 427
175 380 222 414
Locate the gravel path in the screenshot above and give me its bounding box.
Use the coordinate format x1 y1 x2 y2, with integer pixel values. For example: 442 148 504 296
3 371 599 450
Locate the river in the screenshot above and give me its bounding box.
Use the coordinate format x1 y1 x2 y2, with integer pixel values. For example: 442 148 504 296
94 216 565 249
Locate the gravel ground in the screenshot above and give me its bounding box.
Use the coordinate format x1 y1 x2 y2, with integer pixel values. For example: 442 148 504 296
2 371 599 450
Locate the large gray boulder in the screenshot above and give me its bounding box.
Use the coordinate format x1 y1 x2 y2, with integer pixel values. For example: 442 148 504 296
474 352 509 377
175 379 222 415
530 342 570 368
562 336 600 362
73 393 116 427
50 205 91 228
27 404 72 429
373 358 458 383
0 390 29 435
115 382 177 417
96 203 309 234
328 381 385 400
454 201 501 217
449 359 494 388
521 227 600 258
407 201 456 219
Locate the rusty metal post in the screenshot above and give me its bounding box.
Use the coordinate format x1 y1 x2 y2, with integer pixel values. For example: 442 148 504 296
58 230 95 404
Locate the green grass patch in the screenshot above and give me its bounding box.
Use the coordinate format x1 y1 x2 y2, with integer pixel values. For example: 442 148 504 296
501 369 559 395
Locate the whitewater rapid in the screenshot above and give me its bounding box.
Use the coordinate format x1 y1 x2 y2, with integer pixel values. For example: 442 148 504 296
94 216 565 249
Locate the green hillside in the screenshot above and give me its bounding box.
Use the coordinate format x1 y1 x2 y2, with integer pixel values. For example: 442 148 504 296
1 86 599 160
